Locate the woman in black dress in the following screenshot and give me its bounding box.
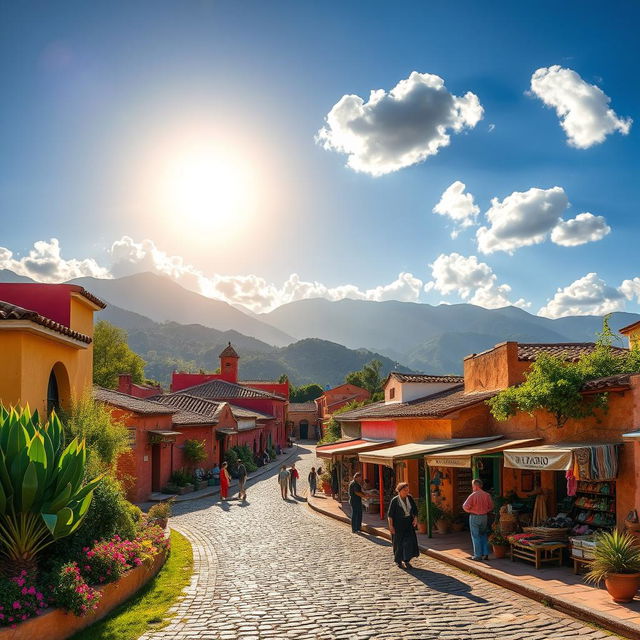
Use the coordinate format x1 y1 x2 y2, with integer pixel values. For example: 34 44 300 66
387 482 419 569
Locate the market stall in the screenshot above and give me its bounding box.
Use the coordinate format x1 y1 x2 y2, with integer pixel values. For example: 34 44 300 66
502 442 622 566
425 438 543 525
316 438 394 501
359 436 502 524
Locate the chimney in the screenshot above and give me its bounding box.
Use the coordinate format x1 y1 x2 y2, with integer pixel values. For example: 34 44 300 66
118 373 132 395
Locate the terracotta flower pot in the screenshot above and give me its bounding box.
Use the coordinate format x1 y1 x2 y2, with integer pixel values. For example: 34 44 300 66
417 521 428 534
492 544 508 559
604 572 640 603
435 518 451 535
322 482 332 496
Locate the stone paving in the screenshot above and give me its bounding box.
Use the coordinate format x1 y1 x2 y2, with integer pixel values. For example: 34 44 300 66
141 444 616 640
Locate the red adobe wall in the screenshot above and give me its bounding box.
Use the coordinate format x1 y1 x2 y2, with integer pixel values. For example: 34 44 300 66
111 408 174 503
0 283 79 327
171 372 216 392
118 374 162 398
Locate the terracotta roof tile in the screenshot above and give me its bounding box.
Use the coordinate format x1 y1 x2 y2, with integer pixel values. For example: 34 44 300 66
288 402 318 412
389 372 464 384
173 378 282 400
337 385 495 421
517 342 628 362
0 300 92 344
70 285 107 309
94 387 176 415
581 373 635 392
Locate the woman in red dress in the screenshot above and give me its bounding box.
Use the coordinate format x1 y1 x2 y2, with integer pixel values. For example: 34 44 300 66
220 461 231 501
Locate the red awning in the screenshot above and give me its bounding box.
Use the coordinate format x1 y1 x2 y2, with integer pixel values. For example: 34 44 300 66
316 438 394 459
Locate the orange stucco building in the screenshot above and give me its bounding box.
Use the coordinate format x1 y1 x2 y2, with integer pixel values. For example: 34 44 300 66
332 343 640 531
0 283 105 415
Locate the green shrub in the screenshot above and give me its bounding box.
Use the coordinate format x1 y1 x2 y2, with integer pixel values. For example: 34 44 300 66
183 439 207 469
148 499 173 522
224 449 239 467
62 393 130 472
169 468 193 487
230 445 257 472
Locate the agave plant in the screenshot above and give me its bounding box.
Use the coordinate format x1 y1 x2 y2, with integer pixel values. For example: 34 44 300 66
584 529 640 584
0 405 103 572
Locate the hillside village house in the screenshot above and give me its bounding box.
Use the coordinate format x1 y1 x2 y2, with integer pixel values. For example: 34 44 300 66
288 402 321 440
168 343 289 452
0 283 105 415
327 343 640 535
315 382 370 433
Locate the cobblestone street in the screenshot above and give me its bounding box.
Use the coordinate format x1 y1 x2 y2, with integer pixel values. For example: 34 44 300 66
142 444 615 640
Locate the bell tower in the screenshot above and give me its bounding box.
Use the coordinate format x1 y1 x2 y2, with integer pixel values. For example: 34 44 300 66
219 342 239 383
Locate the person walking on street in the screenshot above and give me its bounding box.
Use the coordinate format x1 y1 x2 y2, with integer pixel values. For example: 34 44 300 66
348 472 367 533
462 478 494 561
237 461 247 501
308 467 318 496
220 461 231 501
388 482 419 569
278 465 290 500
289 463 299 496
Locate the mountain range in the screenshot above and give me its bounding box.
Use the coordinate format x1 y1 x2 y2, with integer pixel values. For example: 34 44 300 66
1 269 638 385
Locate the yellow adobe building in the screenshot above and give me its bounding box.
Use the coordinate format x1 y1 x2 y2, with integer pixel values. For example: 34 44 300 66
620 320 640 351
0 283 106 416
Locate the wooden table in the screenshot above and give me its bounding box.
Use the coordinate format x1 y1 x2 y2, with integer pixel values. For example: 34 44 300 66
572 556 592 574
510 541 567 569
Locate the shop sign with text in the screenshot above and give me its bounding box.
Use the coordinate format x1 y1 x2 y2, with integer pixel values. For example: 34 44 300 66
503 449 572 471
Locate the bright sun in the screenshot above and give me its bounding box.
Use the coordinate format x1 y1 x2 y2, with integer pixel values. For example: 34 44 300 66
162 149 254 229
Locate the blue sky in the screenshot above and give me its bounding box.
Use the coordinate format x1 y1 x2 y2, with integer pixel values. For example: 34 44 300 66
1 0 638 316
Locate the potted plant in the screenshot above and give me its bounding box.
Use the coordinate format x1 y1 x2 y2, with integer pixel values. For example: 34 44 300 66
488 527 510 558
585 530 640 603
184 439 208 488
451 513 466 532
417 501 429 534
431 505 453 535
148 499 174 529
320 472 332 496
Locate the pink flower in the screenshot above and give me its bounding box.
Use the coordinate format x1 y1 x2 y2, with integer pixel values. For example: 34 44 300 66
12 602 20 610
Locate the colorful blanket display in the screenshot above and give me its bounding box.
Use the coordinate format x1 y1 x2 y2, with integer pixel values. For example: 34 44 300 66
571 444 620 481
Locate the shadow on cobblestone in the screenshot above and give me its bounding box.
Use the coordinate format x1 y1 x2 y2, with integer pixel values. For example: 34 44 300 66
140 446 615 640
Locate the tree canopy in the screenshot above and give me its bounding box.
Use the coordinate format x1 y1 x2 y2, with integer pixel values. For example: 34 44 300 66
93 320 146 389
487 317 640 427
345 359 384 399
290 383 324 402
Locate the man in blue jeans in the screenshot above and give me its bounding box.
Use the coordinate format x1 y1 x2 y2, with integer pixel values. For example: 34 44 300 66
462 478 494 561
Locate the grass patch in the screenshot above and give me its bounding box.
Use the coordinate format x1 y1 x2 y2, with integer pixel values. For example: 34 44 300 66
71 530 193 640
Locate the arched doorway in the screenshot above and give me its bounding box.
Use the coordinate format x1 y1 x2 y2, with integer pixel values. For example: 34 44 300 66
47 370 60 415
48 362 71 415
299 420 309 440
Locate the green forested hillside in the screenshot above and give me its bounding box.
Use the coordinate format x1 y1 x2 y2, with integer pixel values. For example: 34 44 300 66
101 307 412 387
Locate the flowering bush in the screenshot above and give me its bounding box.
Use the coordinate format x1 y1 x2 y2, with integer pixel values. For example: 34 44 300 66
80 540 129 585
0 571 48 628
52 563 101 617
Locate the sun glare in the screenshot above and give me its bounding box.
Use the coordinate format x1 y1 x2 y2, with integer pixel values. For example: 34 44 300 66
162 149 254 230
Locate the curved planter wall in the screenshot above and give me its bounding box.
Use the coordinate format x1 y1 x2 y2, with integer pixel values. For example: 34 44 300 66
0 550 167 640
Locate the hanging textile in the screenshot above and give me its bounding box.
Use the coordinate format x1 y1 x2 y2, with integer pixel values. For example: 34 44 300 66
532 493 548 526
588 444 619 481
574 447 591 479
566 469 577 496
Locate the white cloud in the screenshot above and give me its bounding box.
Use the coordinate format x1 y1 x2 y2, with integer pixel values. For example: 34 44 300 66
424 253 529 309
538 272 625 318
551 212 611 247
316 71 483 176
0 239 109 282
109 236 423 312
620 278 640 305
530 65 632 148
432 181 479 238
476 186 568 254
